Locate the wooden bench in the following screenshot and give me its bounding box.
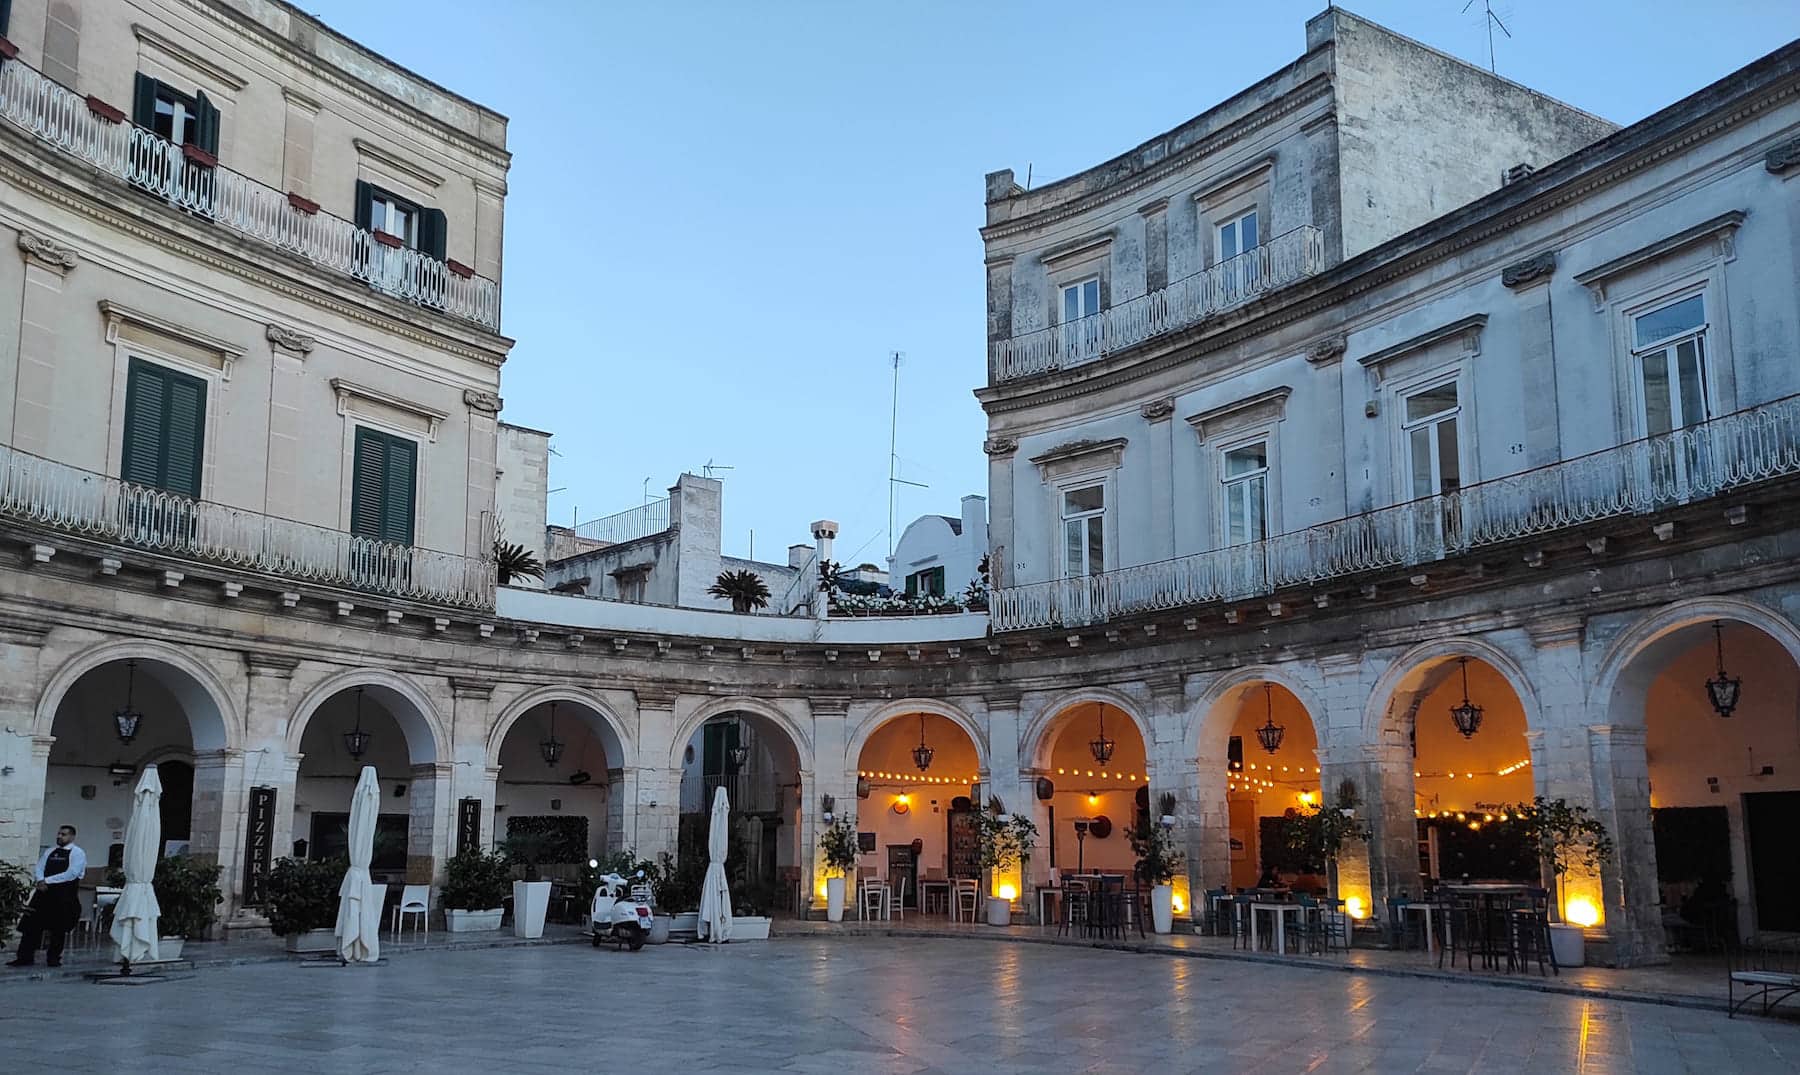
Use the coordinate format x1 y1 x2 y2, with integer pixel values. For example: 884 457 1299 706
1728 935 1800 1018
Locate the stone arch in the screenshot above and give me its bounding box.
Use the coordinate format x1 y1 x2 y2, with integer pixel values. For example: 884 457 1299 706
1362 636 1544 743
488 686 635 770
845 698 990 773
1589 594 1800 724
1190 664 1329 753
35 638 239 752
1022 686 1152 771
668 696 814 772
286 668 447 765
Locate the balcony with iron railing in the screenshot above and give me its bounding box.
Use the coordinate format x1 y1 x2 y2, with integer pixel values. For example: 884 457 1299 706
991 394 1800 631
991 225 1325 382
0 441 494 609
572 497 671 545
0 55 501 332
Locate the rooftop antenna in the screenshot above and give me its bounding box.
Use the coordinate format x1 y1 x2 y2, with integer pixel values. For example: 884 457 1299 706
887 350 928 558
1462 0 1511 75
702 459 734 480
1024 163 1033 191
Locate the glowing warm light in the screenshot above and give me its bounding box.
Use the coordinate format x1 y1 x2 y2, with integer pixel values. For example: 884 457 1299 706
1171 894 1187 914
1565 898 1600 928
1086 770 1094 777
896 793 910 805
997 884 1018 902
1465 773 1473 780
1344 896 1368 919
1468 821 1481 831
1087 794 1099 806
1058 768 1065 775
1298 791 1315 805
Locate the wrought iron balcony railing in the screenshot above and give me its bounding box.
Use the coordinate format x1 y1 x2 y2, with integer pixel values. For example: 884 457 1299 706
0 56 501 331
991 225 1325 382
572 497 671 545
0 441 494 609
990 395 1800 630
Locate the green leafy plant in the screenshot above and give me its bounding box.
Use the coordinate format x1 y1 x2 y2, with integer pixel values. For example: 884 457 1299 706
153 855 224 939
655 851 705 913
443 849 512 911
709 569 771 613
1509 796 1614 917
1128 793 1185 886
0 860 33 947
502 815 588 878
493 514 544 585
263 857 346 936
818 817 860 878
1279 783 1370 876
973 796 1038 875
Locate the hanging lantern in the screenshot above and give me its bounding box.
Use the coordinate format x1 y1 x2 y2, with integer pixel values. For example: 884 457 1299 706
1089 706 1116 765
343 687 372 760
728 743 751 770
112 659 145 745
540 702 566 767
912 713 935 772
1254 683 1285 755
1706 620 1742 717
1449 657 1484 739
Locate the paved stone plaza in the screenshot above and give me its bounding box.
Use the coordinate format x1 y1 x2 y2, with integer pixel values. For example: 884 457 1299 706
4 938 1799 1073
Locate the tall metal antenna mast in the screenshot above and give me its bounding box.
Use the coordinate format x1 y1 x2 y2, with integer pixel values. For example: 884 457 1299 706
887 351 927 559
1462 0 1512 75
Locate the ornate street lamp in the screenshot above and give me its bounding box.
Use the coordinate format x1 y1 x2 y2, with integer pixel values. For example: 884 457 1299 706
1089 707 1116 765
113 659 144 745
343 687 372 760
1255 683 1286 755
1449 658 1484 739
728 743 751 771
540 702 566 767
912 714 935 772
1706 621 1742 718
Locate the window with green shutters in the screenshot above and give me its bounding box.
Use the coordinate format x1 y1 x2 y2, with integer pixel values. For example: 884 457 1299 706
120 358 206 497
349 427 418 546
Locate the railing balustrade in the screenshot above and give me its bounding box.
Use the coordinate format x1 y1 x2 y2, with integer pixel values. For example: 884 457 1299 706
0 57 501 331
573 497 671 545
991 396 1800 630
991 225 1325 381
0 442 494 609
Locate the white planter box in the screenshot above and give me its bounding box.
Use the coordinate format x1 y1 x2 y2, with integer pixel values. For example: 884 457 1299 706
987 896 1012 926
730 916 771 941
512 880 552 939
669 911 700 939
1549 924 1586 968
1151 885 1174 935
446 908 503 933
284 928 335 954
146 937 183 962
826 877 845 922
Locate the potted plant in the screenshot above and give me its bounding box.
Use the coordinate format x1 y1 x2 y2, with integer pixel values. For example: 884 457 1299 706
265 857 346 953
974 796 1038 926
653 850 705 938
443 849 510 932
493 522 544 587
0 860 33 948
708 569 771 613
150 855 223 960
819 816 859 922
1129 793 1185 934
1512 796 1614 968
1280 780 1370 917
501 832 555 938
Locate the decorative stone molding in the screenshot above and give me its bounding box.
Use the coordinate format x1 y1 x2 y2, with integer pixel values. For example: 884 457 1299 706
1357 315 1486 382
1185 387 1292 443
133 23 249 90
244 653 299 678
17 231 78 272
265 323 316 355
1766 136 1800 175
1525 614 1585 648
1140 398 1175 422
1039 230 1115 272
810 695 852 717
1306 336 1347 365
1501 251 1557 289
101 301 246 379
1030 437 1127 479
462 389 503 414
982 435 1019 457
635 687 679 710
331 379 447 441
1573 210 1744 310
352 137 446 190
448 677 494 699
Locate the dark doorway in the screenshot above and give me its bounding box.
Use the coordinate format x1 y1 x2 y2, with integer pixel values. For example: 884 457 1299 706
1745 792 1800 932
158 760 194 845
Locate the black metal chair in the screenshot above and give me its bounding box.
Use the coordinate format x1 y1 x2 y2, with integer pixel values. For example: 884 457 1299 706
1507 889 1558 976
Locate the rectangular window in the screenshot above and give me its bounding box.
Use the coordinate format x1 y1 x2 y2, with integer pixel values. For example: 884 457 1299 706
349 427 418 546
1060 483 1105 578
1402 380 1462 499
130 73 219 155
354 180 447 262
1222 441 1269 545
905 566 946 598
1060 277 1100 324
1632 293 1710 435
1217 209 1259 261
120 358 206 497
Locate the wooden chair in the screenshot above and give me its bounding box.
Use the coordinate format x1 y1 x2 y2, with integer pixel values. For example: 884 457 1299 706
952 879 980 923
858 876 890 921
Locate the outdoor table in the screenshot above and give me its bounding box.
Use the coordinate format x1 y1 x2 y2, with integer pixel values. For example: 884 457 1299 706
1402 902 1438 953
1035 884 1061 927
920 878 952 916
1440 884 1533 967
1250 900 1303 954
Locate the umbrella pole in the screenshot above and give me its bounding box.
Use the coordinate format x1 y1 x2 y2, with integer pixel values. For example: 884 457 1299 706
118 958 132 977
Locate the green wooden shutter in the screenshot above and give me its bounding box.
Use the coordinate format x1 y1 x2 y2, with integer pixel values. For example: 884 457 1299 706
1 0 14 38
350 427 417 545
193 90 220 155
417 208 447 261
131 73 158 129
120 359 205 497
353 180 374 232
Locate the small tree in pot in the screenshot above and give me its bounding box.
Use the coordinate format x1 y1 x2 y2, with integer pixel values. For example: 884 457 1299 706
1128 792 1186 934
265 857 347 952
973 796 1038 926
152 855 223 957
1510 795 1614 967
443 849 512 932
1280 780 1370 914
709 569 770 613
818 817 859 922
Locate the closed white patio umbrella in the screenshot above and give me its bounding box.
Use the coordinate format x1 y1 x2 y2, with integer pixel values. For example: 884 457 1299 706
697 785 732 943
334 765 381 963
111 766 162 969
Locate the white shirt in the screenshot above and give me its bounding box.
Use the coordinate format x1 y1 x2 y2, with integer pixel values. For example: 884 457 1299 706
36 843 86 885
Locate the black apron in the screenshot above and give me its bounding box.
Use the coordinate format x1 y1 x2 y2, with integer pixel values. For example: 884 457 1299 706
31 846 82 932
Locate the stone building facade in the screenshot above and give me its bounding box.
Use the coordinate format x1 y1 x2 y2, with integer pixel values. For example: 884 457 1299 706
2 1 1798 970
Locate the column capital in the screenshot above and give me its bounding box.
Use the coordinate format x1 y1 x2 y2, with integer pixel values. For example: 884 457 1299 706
984 688 1022 710
449 676 495 700
0 621 49 647
1315 652 1362 677
1145 673 1186 700
1525 614 1585 648
410 761 454 779
17 231 78 273
809 694 851 718
1587 723 1646 747
635 687 679 711
243 652 299 678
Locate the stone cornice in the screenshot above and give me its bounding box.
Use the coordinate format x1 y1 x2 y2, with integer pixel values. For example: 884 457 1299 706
1571 209 1745 306
1357 314 1486 375
1184 387 1292 442
1765 135 1800 173
353 137 447 190
16 230 78 272
133 22 250 91
331 379 449 440
265 323 316 355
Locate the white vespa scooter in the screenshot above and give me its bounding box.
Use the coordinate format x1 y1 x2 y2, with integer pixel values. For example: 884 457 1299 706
590 867 654 951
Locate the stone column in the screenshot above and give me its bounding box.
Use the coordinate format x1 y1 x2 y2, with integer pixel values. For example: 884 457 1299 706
1317 655 1408 930
983 691 1036 911
983 437 1018 589
463 390 502 561
189 748 248 911
805 696 848 912
408 762 454 884
473 180 506 283
0 628 49 866
8 233 80 454
1586 725 1661 966
447 677 496 852
1144 674 1200 922
631 689 682 865
603 766 635 855
1143 399 1176 561
984 255 1014 384
1503 253 1562 467
1140 199 1170 294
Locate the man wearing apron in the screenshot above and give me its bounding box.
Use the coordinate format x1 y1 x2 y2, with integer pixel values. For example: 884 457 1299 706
8 824 87 968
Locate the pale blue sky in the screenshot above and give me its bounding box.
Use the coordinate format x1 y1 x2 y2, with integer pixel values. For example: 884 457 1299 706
311 0 1799 567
